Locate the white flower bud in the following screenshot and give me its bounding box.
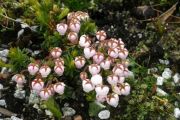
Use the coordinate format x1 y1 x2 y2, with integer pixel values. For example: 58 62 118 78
91 74 103 86
67 32 78 44
112 64 124 76
69 20 81 33
56 23 68 35
74 56 86 69
54 64 64 76
31 78 44 93
108 48 119 58
39 65 51 78
39 88 52 100
84 47 96 59
79 35 91 48
100 59 111 70
113 83 130 95
107 75 118 85
82 79 95 93
93 52 104 64
28 63 39 75
54 58 64 65
53 82 65 95
118 77 125 83
89 64 101 75
96 30 107 41
95 85 109 96
13 74 26 87
106 93 119 107
50 47 62 59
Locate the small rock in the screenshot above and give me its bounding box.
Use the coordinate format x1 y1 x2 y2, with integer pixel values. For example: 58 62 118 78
10 116 23 120
28 90 40 104
159 59 169 65
62 107 76 117
32 50 41 56
45 109 53 117
0 57 8 62
17 29 24 39
162 68 172 79
156 76 164 86
174 108 180 118
0 49 9 57
173 73 180 84
137 33 142 39
1 67 8 74
98 110 110 119
14 89 25 99
156 87 168 96
0 99 6 107
0 84 3 90
73 115 82 120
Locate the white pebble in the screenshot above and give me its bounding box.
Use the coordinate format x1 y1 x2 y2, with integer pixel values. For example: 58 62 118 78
28 90 40 104
1 67 7 74
159 59 169 65
162 68 172 79
156 76 164 86
0 84 3 90
98 110 110 119
174 108 180 118
173 73 180 84
45 109 53 117
0 49 9 57
14 89 25 99
156 87 168 96
0 57 7 62
11 116 23 120
0 99 6 107
62 107 76 117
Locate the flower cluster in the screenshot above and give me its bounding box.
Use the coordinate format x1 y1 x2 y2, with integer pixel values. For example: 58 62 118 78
13 47 66 100
65 28 131 107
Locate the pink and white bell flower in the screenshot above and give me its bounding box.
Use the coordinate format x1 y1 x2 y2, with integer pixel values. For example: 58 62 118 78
108 38 119 48
118 48 128 60
113 83 130 96
100 59 111 70
112 64 124 77
74 56 86 69
96 30 107 41
69 20 81 33
79 35 91 48
54 64 64 76
80 72 88 80
84 47 96 59
82 79 95 93
93 52 104 64
108 48 119 58
96 94 107 102
53 82 65 95
106 93 119 107
31 78 44 93
88 64 101 75
56 23 68 35
95 85 109 96
118 77 125 83
39 65 51 78
107 74 118 85
28 63 39 75
67 32 78 44
50 47 62 59
91 74 103 86
39 88 52 100
12 74 26 87
54 58 64 66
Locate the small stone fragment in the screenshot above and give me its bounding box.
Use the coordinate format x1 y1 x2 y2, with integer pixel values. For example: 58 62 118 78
173 73 180 84
62 107 76 117
98 110 110 119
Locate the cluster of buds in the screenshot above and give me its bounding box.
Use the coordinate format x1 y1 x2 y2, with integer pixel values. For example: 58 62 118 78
56 11 89 44
13 47 66 100
77 30 131 107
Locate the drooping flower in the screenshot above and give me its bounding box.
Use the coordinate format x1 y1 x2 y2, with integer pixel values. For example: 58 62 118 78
28 63 39 75
84 47 96 59
56 23 68 35
39 88 52 100
96 30 107 41
74 56 86 69
82 79 95 93
53 82 65 95
39 65 51 78
50 47 62 59
95 85 109 96
106 93 119 107
31 78 44 93
91 74 103 86
88 64 101 75
54 64 64 76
